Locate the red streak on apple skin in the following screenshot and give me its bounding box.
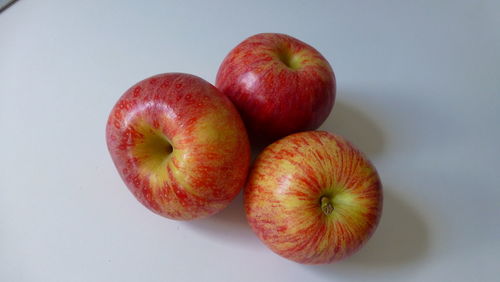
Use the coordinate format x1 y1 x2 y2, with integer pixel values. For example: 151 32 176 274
216 33 336 143
106 73 250 220
245 131 382 264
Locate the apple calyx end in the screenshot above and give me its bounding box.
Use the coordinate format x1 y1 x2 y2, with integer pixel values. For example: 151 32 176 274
320 195 334 215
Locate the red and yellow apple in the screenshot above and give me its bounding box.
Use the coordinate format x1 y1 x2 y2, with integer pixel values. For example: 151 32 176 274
245 131 382 264
106 73 250 220
216 33 336 142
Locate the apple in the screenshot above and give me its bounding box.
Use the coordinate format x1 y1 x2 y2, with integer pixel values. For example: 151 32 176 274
245 131 382 264
106 73 250 220
216 33 336 143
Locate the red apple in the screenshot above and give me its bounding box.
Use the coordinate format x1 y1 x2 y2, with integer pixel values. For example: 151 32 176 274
216 33 336 143
245 131 382 264
106 73 250 220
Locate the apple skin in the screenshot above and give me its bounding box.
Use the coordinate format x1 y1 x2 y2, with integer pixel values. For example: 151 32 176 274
106 73 250 220
216 33 336 143
245 131 382 264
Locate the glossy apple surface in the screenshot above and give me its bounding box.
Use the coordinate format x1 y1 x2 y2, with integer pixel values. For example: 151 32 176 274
106 73 250 220
216 33 336 143
245 131 382 264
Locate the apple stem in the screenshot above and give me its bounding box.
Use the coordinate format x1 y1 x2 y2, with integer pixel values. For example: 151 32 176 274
320 196 334 215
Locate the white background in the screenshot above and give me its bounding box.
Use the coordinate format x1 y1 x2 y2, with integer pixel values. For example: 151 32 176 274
1 1 499 281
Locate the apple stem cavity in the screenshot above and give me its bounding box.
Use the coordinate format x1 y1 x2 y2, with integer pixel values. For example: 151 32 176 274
165 143 173 154
277 49 301 70
130 124 174 174
320 195 334 215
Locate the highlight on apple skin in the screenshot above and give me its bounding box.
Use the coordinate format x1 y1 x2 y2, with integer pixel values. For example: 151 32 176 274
245 131 382 264
216 33 336 143
106 73 250 220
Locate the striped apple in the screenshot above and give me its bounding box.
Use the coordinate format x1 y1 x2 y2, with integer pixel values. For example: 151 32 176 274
106 73 250 220
245 131 382 264
216 33 336 143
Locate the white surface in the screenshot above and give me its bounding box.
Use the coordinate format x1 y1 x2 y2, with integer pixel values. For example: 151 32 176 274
1 1 499 281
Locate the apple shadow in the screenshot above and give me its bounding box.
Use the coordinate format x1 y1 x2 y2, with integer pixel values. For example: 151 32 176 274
305 187 430 277
321 98 385 157
250 142 268 163
0 0 18 13
250 97 386 162
183 192 261 248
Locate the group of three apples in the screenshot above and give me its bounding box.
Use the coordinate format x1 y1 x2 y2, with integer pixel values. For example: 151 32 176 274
106 33 383 264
